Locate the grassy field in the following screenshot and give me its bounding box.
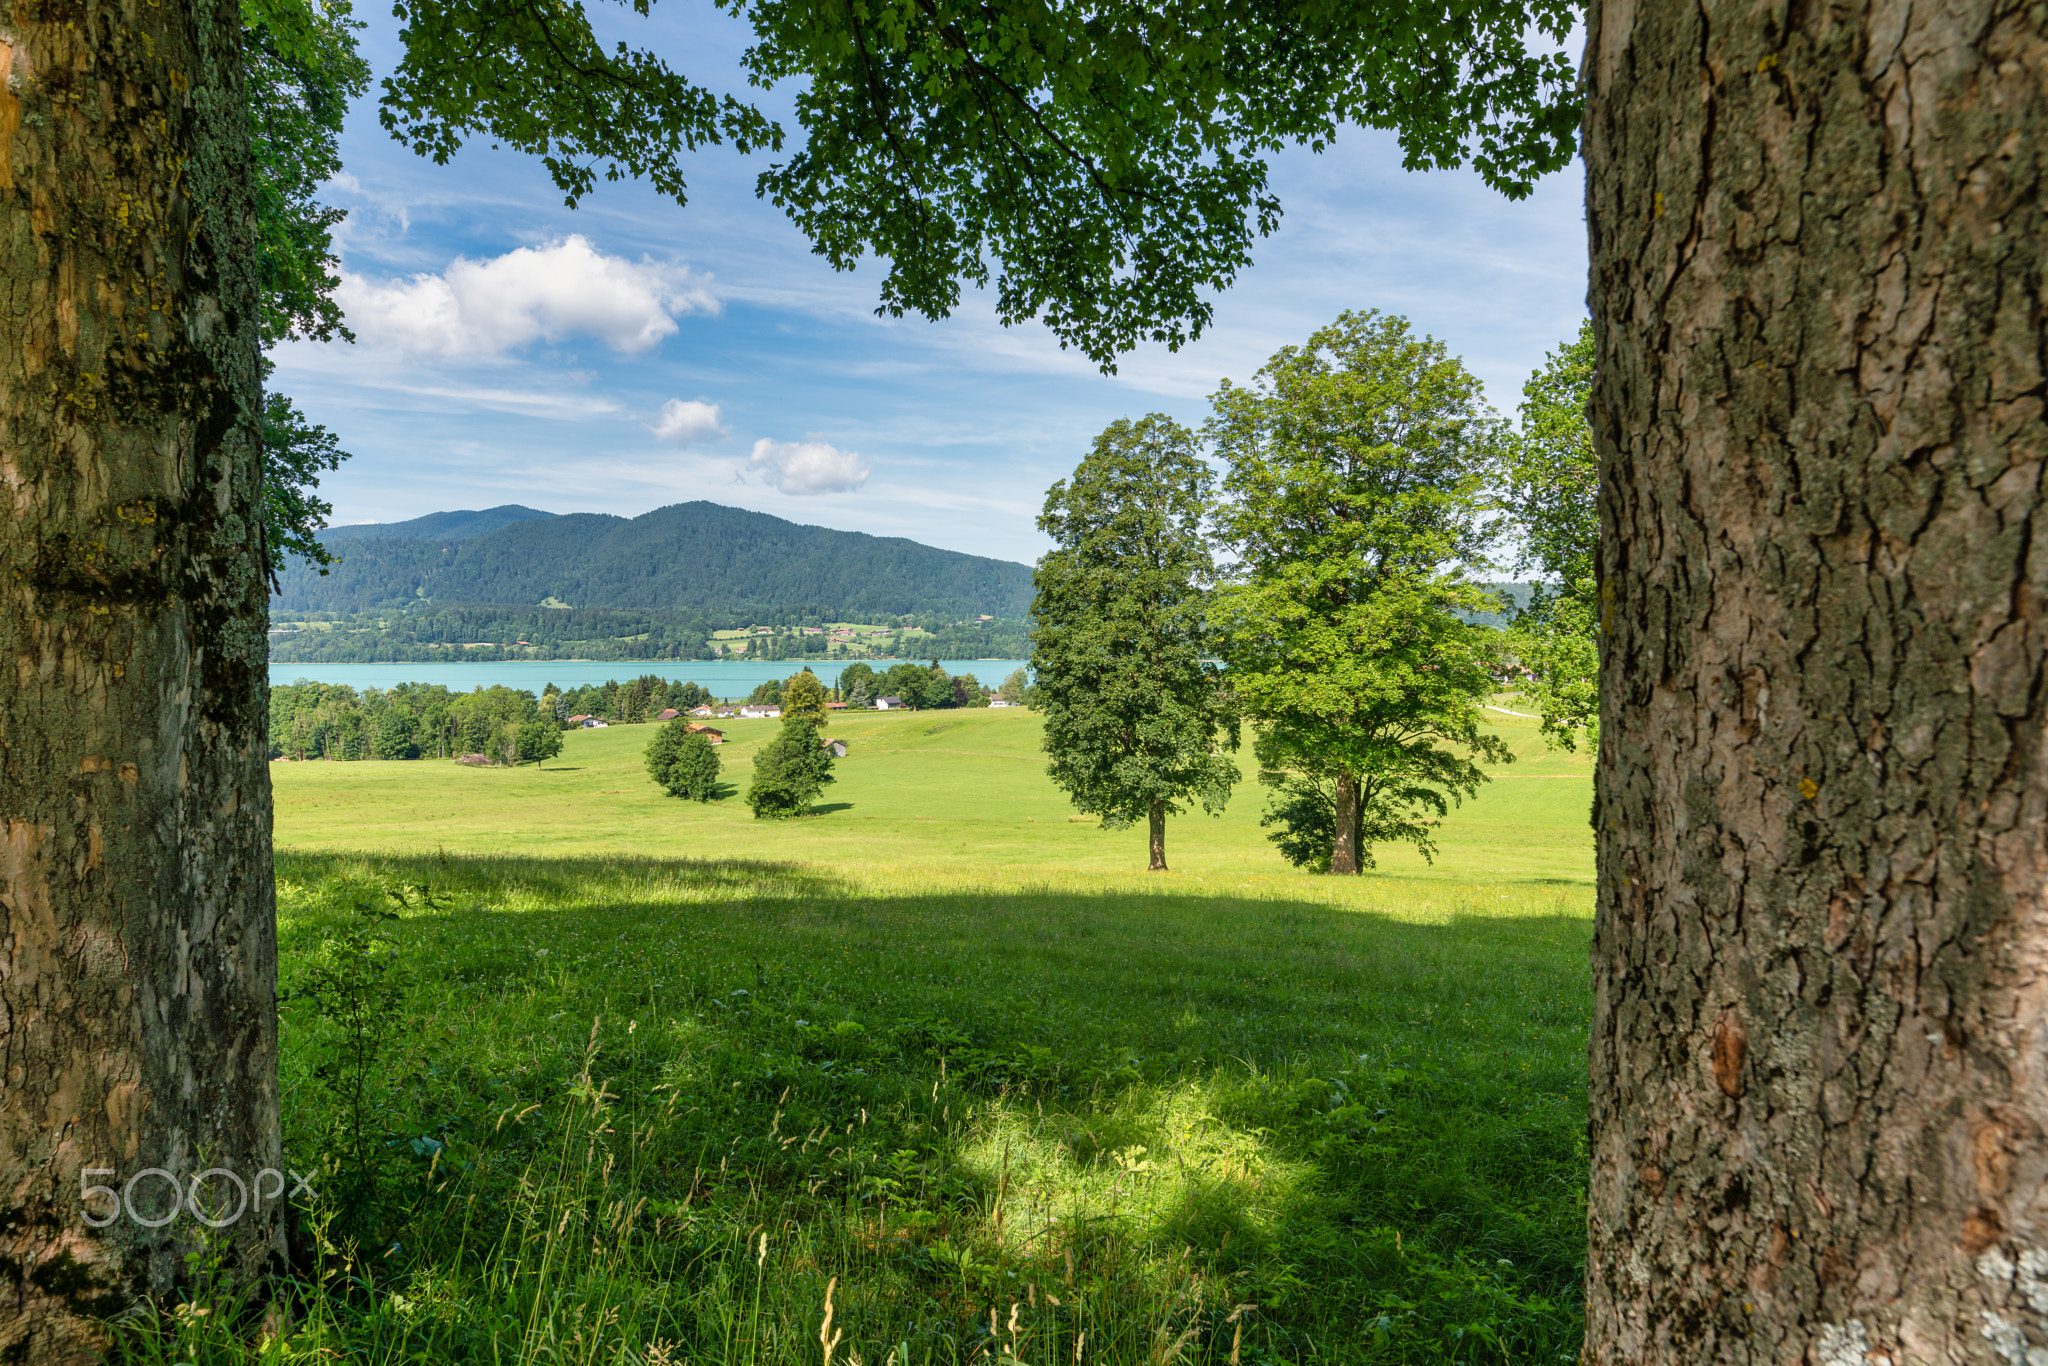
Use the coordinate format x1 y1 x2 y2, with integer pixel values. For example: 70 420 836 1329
271 705 1593 886
126 708 1594 1365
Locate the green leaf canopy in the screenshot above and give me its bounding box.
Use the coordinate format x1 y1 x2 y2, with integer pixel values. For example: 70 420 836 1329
377 0 1579 366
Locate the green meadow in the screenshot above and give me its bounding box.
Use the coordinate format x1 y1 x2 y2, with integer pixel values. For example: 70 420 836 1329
271 706 1593 885
133 708 1595 1365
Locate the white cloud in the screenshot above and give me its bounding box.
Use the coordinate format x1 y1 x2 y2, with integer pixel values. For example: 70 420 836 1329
337 235 716 356
747 439 872 495
649 399 729 447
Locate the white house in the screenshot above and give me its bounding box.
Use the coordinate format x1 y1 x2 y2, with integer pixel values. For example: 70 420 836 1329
989 699 1020 708
580 718 610 729
875 696 908 710
738 704 783 719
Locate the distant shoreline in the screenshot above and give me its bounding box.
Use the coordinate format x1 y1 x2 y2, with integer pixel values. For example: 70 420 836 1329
266 655 1020 665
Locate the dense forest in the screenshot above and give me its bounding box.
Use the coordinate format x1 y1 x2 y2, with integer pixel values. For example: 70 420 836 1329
273 501 1035 619
267 605 1032 663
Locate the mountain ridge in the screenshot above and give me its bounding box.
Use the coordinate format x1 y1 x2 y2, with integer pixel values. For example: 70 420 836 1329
317 505 558 544
274 500 1036 620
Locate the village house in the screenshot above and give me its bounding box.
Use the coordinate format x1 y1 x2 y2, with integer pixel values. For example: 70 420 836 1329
989 699 1020 708
689 705 715 717
657 708 680 721
738 704 782 719
685 724 725 744
820 737 847 758
875 696 908 710
580 718 610 729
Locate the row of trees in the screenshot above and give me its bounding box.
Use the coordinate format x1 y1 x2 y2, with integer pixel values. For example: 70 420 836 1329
268 681 560 766
1033 311 1595 875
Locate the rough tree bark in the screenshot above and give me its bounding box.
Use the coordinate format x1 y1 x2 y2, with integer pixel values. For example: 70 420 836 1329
0 0 281 1359
1148 799 1166 871
1330 773 1361 875
1585 2 2048 1363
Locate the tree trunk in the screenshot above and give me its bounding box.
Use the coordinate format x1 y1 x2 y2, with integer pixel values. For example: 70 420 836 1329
1330 773 1360 875
0 1 280 1359
1584 3 2048 1362
1147 799 1166 871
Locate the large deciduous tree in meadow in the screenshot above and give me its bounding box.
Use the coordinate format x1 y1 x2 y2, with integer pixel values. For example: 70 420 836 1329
1209 311 1510 877
1499 321 1597 753
1029 416 1238 871
12 0 2032 1357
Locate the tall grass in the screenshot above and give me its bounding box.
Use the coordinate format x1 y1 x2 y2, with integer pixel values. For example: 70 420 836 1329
115 852 1589 1365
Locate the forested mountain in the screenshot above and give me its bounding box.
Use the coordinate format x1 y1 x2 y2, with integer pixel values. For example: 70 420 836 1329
275 501 1035 619
317 504 557 543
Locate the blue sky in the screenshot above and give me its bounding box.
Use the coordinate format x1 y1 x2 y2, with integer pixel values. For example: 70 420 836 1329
273 4 1590 567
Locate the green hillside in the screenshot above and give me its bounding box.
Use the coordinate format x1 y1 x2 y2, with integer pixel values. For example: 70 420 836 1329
317 504 556 543
274 500 1036 619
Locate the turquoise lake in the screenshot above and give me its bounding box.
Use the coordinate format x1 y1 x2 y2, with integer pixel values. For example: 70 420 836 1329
267 659 1031 696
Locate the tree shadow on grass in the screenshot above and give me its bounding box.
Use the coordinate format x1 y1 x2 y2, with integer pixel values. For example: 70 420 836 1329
273 849 1589 1361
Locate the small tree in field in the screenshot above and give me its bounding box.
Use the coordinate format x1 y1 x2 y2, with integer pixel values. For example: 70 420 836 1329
1031 415 1239 871
780 669 829 722
746 718 836 818
517 720 563 768
646 721 722 801
1210 311 1509 875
